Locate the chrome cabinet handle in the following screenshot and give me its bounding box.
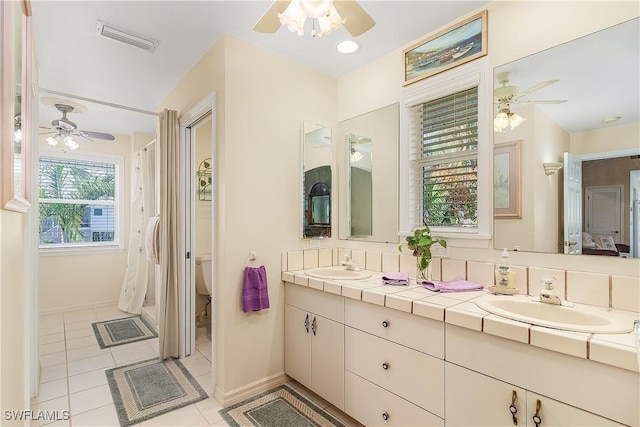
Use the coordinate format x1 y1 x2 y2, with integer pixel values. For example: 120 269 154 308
311 316 317 336
382 362 389 370
304 314 309 333
532 399 542 427
509 390 518 425
382 412 389 421
382 320 389 328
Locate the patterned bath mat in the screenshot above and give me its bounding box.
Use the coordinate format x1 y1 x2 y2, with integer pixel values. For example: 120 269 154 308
92 315 157 349
106 358 208 426
219 385 346 427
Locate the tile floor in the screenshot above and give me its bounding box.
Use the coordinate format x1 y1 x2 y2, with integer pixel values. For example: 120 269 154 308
35 305 362 427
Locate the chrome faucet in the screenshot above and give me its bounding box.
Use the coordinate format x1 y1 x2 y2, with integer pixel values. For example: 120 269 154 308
341 254 358 271
539 276 563 305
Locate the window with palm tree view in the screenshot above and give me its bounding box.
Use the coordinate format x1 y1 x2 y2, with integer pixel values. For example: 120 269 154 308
39 156 119 248
411 87 478 229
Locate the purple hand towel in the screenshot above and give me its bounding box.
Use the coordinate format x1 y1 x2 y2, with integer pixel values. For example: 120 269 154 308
421 278 484 293
382 272 410 286
242 265 270 312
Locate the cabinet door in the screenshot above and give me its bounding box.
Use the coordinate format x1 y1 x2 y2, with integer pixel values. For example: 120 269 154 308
311 314 344 410
446 363 525 427
526 392 624 427
284 304 311 388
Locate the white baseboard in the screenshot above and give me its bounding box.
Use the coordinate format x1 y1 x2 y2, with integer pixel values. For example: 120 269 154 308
214 372 288 407
39 299 119 315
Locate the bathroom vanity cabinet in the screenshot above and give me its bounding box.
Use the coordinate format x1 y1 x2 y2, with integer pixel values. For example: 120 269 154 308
445 362 623 426
283 277 638 427
344 299 445 426
284 283 344 410
446 325 633 426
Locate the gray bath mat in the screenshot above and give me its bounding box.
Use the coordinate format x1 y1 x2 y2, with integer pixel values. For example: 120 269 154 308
219 385 346 427
106 358 208 426
92 315 157 349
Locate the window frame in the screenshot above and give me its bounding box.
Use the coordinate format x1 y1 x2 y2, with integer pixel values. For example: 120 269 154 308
38 149 125 255
399 58 492 248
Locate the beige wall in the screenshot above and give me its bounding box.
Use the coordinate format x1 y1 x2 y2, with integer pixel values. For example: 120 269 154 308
38 134 133 312
0 210 27 423
158 34 337 398
570 123 640 155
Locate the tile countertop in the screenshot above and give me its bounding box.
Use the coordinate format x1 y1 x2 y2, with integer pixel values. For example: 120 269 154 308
281 269 640 374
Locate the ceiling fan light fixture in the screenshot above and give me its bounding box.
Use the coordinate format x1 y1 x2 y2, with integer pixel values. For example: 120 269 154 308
278 0 345 37
509 112 526 130
350 148 363 163
46 136 59 147
493 111 509 132
64 136 80 151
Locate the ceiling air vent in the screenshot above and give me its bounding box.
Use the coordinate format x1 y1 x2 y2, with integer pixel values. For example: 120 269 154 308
95 20 159 53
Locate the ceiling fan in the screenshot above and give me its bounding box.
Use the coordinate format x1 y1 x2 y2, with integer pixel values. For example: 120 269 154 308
494 71 568 107
253 0 375 37
40 99 115 151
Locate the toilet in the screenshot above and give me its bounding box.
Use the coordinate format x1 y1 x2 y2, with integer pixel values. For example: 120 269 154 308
195 255 212 316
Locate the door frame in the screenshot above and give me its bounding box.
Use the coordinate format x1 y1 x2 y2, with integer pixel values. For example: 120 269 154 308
178 93 216 380
585 185 623 243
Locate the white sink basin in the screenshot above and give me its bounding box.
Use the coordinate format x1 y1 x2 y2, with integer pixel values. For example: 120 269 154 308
305 267 372 281
475 294 636 334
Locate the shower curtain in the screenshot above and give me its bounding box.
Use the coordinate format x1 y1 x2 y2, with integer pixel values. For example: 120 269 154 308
118 144 157 314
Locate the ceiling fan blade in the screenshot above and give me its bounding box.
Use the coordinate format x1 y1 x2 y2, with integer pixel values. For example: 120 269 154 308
516 79 559 98
39 131 58 136
334 0 376 36
76 130 115 140
518 99 568 105
253 0 291 33
74 134 94 145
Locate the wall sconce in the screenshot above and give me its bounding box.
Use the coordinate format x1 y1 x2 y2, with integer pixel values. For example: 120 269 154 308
543 162 564 176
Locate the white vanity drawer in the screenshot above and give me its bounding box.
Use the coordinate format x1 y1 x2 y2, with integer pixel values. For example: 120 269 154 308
285 282 344 322
345 298 444 358
345 327 444 417
345 371 444 427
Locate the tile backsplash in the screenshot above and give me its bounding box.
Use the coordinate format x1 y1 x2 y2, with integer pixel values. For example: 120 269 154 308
282 247 640 312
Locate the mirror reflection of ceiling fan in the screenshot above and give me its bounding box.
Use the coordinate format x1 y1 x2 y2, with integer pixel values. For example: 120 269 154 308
494 71 568 108
40 97 115 151
493 72 567 132
253 0 375 37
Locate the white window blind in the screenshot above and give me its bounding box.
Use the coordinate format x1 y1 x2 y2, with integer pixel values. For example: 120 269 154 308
409 87 478 229
39 156 118 247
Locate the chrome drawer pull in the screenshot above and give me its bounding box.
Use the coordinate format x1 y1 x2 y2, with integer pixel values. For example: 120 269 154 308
382 320 389 328
382 412 389 421
382 362 389 370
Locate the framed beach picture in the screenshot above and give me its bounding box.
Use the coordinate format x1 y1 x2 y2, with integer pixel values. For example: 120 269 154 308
403 10 487 86
494 141 521 219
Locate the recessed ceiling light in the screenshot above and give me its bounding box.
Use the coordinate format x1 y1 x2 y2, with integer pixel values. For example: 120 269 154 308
337 40 359 54
602 116 621 124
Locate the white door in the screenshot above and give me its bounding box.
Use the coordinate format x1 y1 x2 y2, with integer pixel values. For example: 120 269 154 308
563 152 582 254
586 185 623 244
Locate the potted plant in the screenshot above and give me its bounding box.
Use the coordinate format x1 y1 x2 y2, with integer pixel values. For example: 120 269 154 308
398 226 447 280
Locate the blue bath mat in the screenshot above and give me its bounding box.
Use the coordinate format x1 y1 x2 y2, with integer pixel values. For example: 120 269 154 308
92 315 157 349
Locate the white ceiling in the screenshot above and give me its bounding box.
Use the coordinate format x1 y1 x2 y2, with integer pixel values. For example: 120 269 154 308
31 2 639 140
32 0 489 137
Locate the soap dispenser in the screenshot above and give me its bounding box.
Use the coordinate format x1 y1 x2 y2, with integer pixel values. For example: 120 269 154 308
495 248 516 289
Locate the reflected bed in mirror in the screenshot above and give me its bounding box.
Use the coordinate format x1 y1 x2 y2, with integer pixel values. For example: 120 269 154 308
302 122 332 239
493 18 640 258
337 103 399 243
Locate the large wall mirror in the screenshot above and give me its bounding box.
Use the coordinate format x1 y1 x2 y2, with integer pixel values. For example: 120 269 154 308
493 18 639 259
1 0 32 212
302 122 332 239
337 103 399 243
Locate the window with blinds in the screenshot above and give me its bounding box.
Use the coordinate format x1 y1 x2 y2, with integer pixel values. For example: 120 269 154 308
39 156 118 247
410 87 478 228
